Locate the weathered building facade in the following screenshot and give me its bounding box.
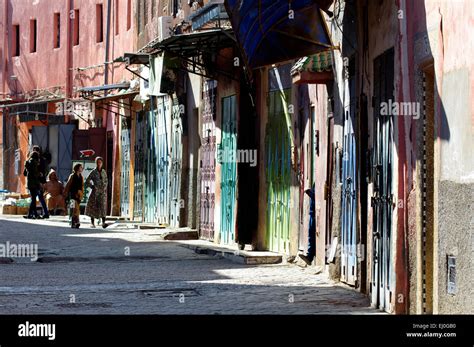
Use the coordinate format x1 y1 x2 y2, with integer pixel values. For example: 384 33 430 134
226 0 473 314
0 0 472 315
0 0 137 218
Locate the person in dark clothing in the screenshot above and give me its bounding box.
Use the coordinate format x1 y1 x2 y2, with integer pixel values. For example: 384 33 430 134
299 184 316 265
64 163 84 228
24 152 49 219
32 145 49 184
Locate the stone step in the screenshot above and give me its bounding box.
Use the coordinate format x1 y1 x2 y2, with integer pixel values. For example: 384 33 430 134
180 242 282 265
162 230 199 240
137 224 167 230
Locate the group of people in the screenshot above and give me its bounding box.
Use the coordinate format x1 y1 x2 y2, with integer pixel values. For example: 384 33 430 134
23 146 108 229
23 146 316 258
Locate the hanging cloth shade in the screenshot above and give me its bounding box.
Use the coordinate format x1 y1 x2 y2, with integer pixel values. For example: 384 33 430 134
224 0 334 69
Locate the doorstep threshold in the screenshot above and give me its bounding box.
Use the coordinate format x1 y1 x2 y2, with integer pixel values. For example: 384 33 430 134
179 241 282 265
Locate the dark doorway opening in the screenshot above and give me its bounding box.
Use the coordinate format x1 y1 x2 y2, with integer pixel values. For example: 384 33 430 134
236 77 259 248
107 131 113 215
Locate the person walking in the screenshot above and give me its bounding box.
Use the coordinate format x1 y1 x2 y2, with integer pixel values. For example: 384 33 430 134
85 157 108 228
64 163 84 228
299 184 316 265
23 151 49 219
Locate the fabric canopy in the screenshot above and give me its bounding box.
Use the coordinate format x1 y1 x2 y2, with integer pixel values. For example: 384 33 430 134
224 0 333 69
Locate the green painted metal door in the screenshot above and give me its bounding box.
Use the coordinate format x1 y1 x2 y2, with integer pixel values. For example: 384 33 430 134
220 95 237 244
265 89 292 253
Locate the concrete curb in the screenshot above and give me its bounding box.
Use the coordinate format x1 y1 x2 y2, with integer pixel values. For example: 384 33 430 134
180 243 282 265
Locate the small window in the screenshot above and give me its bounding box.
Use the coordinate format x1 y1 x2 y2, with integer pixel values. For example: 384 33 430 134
53 13 60 48
447 256 456 295
127 0 131 30
96 4 103 43
12 25 20 56
152 0 156 18
143 0 147 25
171 0 179 17
115 0 119 35
137 0 142 32
30 20 37 53
73 10 79 46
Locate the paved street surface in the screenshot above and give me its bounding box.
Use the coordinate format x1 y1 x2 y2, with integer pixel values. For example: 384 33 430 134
0 216 382 314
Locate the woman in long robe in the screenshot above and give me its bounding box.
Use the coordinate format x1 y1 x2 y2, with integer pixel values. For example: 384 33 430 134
85 157 108 228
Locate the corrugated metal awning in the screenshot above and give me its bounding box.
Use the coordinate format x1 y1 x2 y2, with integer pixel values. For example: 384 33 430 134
153 28 235 57
153 28 237 80
78 83 130 93
92 91 139 102
79 83 131 99
0 98 63 109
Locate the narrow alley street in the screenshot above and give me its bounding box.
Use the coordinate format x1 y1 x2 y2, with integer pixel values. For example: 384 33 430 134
0 0 472 343
0 216 379 315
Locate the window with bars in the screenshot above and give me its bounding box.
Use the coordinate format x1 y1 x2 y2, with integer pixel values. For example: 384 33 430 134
115 0 119 35
144 0 148 25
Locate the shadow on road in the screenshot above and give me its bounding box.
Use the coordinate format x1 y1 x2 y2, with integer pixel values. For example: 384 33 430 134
0 217 379 315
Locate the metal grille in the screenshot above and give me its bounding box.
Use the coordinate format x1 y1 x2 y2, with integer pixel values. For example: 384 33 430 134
133 112 146 221
120 121 131 218
340 69 358 285
169 97 183 228
199 80 217 240
144 108 158 224
155 96 170 225
371 48 394 311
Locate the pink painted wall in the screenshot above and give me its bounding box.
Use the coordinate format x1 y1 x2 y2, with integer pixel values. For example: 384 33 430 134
406 0 474 314
0 0 138 199
2 0 68 98
0 0 137 100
